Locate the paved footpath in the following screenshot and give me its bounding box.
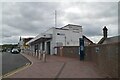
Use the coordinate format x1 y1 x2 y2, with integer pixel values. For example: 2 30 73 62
7 53 108 78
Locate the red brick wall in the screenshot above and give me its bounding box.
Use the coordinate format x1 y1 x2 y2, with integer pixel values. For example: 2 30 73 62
57 46 79 58
57 42 119 78
85 42 119 78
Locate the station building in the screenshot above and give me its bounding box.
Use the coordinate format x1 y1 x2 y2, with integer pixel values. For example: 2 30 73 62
26 24 83 55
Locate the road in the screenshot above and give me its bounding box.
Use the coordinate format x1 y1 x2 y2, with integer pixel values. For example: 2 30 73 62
2 52 31 75
0 53 2 77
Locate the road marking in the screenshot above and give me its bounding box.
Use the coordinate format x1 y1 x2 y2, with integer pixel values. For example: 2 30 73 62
2 53 34 78
2 62 32 78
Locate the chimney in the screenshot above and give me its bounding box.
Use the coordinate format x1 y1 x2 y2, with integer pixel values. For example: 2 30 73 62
103 26 108 38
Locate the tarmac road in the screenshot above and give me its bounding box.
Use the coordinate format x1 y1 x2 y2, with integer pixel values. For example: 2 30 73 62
2 52 31 75
0 53 2 77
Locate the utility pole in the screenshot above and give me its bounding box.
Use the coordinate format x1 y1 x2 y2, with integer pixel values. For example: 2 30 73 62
55 10 57 28
53 10 57 54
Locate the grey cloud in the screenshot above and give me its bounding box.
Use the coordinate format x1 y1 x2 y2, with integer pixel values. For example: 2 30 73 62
18 2 60 21
2 2 60 35
62 2 118 37
118 2 120 35
1 2 118 44
2 36 19 44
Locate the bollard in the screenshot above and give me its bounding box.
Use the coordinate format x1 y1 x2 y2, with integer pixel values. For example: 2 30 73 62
60 47 62 56
28 50 29 55
42 51 46 62
32 51 33 56
37 50 39 58
30 50 31 56
33 51 35 56
31 50 32 56
32 51 34 56
36 50 37 57
38 50 42 60
29 50 30 55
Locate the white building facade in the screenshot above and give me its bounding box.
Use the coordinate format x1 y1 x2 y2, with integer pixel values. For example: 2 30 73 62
26 24 83 55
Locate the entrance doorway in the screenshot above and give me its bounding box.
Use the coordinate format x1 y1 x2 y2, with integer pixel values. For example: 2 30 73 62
35 44 38 53
42 42 45 51
46 41 50 55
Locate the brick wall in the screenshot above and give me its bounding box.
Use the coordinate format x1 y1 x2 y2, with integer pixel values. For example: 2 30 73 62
85 42 119 78
57 42 119 78
57 46 79 58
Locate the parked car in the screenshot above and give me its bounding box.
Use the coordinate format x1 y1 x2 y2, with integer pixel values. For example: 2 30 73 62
11 48 20 54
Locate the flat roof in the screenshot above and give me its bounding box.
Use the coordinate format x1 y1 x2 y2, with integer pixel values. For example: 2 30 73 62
61 24 82 29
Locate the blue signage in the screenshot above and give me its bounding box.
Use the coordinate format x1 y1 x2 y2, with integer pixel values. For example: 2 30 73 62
79 37 85 60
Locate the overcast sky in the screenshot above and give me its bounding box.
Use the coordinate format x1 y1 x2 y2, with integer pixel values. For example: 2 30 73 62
1 1 119 44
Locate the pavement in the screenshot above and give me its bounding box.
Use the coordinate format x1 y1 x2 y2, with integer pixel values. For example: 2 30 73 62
6 53 108 78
